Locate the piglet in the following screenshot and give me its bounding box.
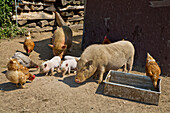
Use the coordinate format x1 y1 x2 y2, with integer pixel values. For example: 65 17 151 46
64 55 80 60
60 58 78 76
40 56 61 76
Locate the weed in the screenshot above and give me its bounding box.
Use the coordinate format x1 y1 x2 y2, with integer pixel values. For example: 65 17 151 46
0 0 26 39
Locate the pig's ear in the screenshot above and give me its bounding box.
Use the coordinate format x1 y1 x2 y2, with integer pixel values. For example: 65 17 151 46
66 64 68 67
44 63 47 68
85 60 93 67
62 45 67 50
48 44 54 48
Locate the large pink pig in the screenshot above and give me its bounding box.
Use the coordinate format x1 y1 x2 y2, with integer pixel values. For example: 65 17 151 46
75 40 135 84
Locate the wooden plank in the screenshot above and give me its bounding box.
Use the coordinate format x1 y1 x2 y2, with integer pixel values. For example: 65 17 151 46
150 1 170 7
30 5 38 11
60 11 74 17
44 4 56 11
37 20 49 27
26 23 37 28
78 11 84 16
18 1 53 6
23 5 30 11
60 0 85 6
36 5 44 11
43 0 56 2
12 12 55 20
18 20 27 26
26 26 53 32
58 5 84 11
53 11 66 27
67 15 84 22
49 20 55 26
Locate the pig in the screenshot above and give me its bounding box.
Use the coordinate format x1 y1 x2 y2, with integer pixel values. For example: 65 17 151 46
39 56 61 76
75 40 135 84
48 26 72 59
60 58 78 76
64 55 80 60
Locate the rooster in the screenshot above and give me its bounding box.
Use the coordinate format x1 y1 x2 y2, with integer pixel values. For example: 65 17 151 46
7 58 35 88
23 32 35 55
145 53 161 89
102 36 111 44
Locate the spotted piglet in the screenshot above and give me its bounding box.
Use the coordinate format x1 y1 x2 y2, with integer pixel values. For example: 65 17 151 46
40 56 61 76
60 58 78 76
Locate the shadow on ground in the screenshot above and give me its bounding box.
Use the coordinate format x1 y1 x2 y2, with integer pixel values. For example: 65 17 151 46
19 35 83 61
0 81 32 91
59 75 97 88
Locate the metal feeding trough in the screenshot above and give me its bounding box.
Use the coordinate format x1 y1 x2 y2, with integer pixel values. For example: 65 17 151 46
103 70 161 105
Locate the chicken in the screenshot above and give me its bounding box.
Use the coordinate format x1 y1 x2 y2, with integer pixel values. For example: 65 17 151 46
12 52 38 68
5 70 35 88
145 53 161 89
102 36 111 44
23 32 35 55
7 58 35 85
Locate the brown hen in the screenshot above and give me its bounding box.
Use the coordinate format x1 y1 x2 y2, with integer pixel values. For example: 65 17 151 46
102 36 111 44
7 58 35 88
24 32 35 55
146 53 161 89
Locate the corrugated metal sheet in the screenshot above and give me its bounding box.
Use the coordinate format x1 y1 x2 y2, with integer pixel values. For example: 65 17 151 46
82 0 170 75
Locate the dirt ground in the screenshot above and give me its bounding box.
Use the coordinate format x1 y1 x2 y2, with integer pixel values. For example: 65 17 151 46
0 31 170 113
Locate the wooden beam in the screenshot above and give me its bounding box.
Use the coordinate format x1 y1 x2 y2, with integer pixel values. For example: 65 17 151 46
18 1 53 6
12 12 55 20
26 26 53 32
44 4 56 11
67 15 84 22
58 5 84 11
53 11 66 27
60 11 74 17
43 0 56 2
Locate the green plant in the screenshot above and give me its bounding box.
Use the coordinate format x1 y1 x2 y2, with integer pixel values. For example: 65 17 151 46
0 0 26 39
